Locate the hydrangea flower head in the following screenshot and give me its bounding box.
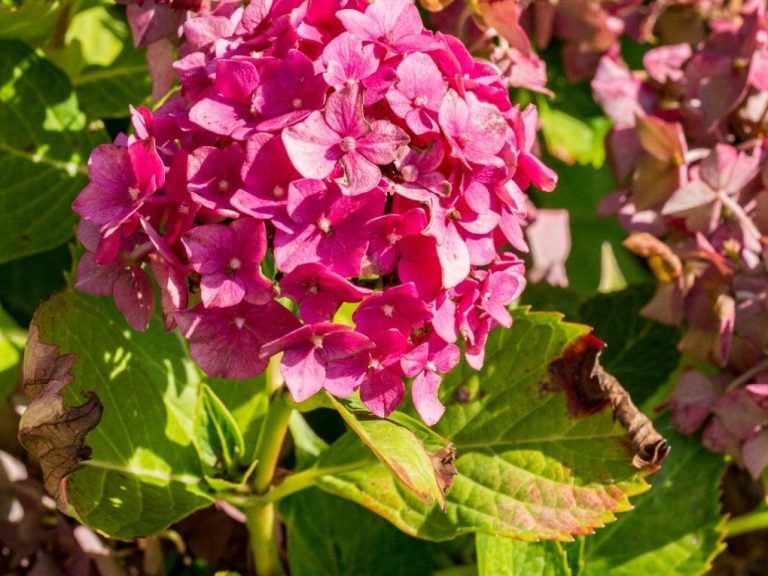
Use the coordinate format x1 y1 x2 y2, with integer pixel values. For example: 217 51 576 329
72 0 555 423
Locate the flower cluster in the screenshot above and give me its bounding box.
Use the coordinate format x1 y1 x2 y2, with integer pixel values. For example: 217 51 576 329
592 1 768 477
72 0 555 425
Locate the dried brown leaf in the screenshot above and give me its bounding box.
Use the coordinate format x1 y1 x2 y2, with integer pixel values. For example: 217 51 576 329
18 325 103 510
548 334 669 470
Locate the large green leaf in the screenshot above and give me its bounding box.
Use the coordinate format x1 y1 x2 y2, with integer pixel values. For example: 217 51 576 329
0 40 107 264
577 417 726 575
316 309 653 541
27 289 212 538
282 488 434 576
0 0 62 46
476 535 571 576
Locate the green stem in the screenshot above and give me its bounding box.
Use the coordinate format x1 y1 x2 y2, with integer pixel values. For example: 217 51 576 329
244 358 293 576
725 506 768 538
225 461 368 508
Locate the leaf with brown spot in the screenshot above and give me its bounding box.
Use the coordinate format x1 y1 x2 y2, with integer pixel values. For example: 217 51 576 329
316 309 658 541
548 334 669 470
18 325 102 510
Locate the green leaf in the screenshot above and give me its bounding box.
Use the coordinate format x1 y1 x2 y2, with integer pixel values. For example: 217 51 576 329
0 244 71 325
194 383 246 479
206 376 269 463
282 488 434 576
0 304 24 404
577 417 726 575
0 40 108 264
330 396 446 508
316 309 652 541
0 0 62 46
28 289 212 538
538 103 610 168
476 535 571 576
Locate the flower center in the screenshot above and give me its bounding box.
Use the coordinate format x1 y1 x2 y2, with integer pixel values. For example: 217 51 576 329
307 282 319 295
382 304 394 317
340 136 357 152
368 356 381 370
273 185 285 198
292 97 303 109
386 231 399 245
128 186 141 201
311 335 324 348
234 317 246 330
227 256 242 276
317 216 333 236
426 361 437 372
400 164 419 182
218 179 230 192
413 95 428 108
457 133 473 147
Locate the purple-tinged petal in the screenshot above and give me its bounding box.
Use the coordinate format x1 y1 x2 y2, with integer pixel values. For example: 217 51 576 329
436 221 471 289
114 265 155 332
360 369 404 418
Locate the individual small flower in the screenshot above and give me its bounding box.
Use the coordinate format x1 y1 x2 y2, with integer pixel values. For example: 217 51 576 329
401 338 459 425
182 218 274 308
336 0 437 54
176 300 300 379
283 84 409 195
438 90 507 168
352 283 431 337
386 53 446 135
273 179 385 276
322 32 380 88
279 263 372 322
73 139 165 235
251 49 328 131
325 329 409 417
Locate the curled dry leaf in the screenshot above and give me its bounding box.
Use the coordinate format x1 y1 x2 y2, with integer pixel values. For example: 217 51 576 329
548 334 670 470
623 232 683 283
18 325 103 511
429 445 457 494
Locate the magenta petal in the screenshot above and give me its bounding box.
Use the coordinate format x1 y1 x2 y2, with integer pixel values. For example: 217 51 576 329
283 111 342 179
339 150 381 195
357 120 409 165
113 266 155 332
436 222 471 289
412 371 445 426
281 346 326 403
401 343 428 378
360 369 405 417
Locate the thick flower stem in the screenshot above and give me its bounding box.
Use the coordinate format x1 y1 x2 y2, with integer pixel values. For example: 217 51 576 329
244 359 293 576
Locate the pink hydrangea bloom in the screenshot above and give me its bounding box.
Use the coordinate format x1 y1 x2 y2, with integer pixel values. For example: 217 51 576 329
72 0 556 424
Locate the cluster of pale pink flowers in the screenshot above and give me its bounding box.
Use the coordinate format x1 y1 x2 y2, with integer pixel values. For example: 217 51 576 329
72 0 556 424
592 0 768 477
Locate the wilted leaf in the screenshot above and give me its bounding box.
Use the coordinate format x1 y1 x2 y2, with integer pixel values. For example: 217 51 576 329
19 325 103 509
622 233 682 283
317 309 659 541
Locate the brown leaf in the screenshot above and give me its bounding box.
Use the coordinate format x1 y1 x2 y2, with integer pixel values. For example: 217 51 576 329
623 232 683 283
548 335 669 470
429 445 457 495
18 325 103 511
